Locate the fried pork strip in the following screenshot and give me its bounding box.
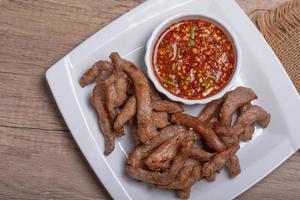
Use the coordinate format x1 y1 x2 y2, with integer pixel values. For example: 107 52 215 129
221 136 239 147
196 92 240 178
145 133 182 171
197 95 227 123
156 159 202 189
113 95 136 131
238 103 255 140
149 81 163 101
128 125 186 168
109 52 126 80
114 77 128 107
91 85 115 155
202 145 239 181
152 111 171 129
190 148 216 162
127 126 195 185
215 105 271 137
219 87 257 126
105 84 118 122
215 95 268 178
196 94 240 179
171 113 227 152
105 84 125 136
110 52 158 143
80 60 114 87
228 155 241 177
152 100 183 113
239 125 255 141
114 97 180 131
128 138 194 185
144 128 195 172
236 105 271 128
176 188 191 200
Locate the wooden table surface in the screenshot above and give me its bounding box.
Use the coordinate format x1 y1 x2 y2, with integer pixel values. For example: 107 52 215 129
1 0 299 199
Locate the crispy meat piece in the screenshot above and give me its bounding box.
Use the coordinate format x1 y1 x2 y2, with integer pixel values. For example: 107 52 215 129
127 79 161 101
235 105 271 128
179 164 202 188
239 125 255 141
127 127 195 185
215 127 242 137
152 111 171 129
114 97 174 131
215 128 241 177
219 87 257 126
207 116 219 129
221 136 239 147
205 171 216 182
105 84 118 122
126 79 135 96
239 103 255 141
149 81 163 101
157 160 202 199
91 85 115 155
128 138 194 185
114 98 178 131
202 145 239 180
171 113 227 152
97 73 117 88
113 95 136 131
228 155 241 177
152 100 183 113
80 61 114 87
176 188 191 200
145 133 182 171
114 128 125 137
110 52 126 78
190 148 216 162
166 164 195 188
104 85 125 136
128 125 187 168
240 102 252 112
98 54 127 136
215 105 270 137
114 77 128 107
111 53 158 143
216 135 241 179
197 94 227 123
156 159 201 189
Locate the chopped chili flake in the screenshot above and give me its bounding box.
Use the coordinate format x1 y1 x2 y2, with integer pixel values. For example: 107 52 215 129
153 19 236 99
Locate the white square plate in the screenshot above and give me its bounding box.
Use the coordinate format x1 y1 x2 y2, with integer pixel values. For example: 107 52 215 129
46 0 300 199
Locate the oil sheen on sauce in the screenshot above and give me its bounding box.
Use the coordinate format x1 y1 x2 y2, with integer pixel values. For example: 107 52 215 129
152 19 236 99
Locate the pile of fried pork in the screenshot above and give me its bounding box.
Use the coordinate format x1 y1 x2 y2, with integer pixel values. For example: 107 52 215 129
80 52 271 199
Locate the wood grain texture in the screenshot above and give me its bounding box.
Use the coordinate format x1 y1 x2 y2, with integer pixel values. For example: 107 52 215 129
0 0 298 199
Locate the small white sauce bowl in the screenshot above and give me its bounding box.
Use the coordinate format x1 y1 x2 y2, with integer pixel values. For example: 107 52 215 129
145 13 241 105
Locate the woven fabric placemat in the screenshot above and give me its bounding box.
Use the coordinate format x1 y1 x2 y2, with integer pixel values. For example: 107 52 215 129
251 0 300 93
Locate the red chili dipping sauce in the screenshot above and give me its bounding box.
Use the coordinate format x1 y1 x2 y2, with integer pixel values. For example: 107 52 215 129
152 19 236 99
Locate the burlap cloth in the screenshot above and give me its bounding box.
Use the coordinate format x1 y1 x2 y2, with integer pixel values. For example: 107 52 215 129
251 0 300 93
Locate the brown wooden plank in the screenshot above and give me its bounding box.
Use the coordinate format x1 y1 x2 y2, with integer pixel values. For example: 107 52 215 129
0 126 110 200
0 0 142 130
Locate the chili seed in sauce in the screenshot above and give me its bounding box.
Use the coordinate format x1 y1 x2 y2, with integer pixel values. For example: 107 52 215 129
152 19 235 99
